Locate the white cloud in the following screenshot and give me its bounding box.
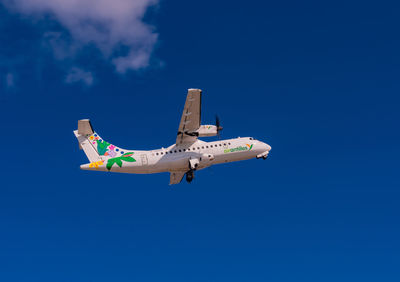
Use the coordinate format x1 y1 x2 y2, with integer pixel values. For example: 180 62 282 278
3 0 159 74
65 67 93 86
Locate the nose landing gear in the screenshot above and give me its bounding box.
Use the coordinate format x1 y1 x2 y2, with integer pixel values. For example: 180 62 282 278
256 151 269 160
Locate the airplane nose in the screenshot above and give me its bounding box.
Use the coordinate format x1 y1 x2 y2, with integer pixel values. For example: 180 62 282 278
263 143 271 151
256 142 271 159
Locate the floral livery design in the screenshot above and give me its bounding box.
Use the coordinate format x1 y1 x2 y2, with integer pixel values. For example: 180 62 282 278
106 152 136 171
107 145 118 157
89 160 104 168
89 134 120 157
96 139 111 155
85 133 135 171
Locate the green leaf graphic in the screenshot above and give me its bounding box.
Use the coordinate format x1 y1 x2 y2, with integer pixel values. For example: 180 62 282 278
106 159 115 171
121 157 136 162
106 152 136 170
97 140 110 155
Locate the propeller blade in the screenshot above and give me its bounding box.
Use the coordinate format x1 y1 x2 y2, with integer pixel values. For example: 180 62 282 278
215 115 223 139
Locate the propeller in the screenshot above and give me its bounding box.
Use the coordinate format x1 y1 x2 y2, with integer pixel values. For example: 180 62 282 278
215 115 223 138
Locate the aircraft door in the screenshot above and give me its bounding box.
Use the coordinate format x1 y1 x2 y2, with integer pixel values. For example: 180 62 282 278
141 154 148 166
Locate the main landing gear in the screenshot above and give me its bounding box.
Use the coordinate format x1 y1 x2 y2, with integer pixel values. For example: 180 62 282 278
186 158 199 183
186 170 194 183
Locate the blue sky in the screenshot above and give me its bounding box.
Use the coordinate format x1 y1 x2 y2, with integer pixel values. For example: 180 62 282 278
0 0 399 281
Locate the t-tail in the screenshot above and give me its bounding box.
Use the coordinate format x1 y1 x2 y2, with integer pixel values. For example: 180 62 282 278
73 119 133 171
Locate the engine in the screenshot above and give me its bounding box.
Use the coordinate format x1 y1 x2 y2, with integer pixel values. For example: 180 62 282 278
189 153 215 170
196 125 218 137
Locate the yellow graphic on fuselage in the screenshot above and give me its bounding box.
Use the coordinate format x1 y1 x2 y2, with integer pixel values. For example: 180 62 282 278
89 160 104 168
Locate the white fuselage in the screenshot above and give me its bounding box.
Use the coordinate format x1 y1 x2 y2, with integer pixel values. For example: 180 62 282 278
81 137 271 174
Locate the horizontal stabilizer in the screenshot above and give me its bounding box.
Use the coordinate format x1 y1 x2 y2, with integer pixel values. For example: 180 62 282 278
78 119 94 136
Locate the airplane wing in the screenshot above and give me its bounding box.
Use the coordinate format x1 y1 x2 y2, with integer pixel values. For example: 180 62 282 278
169 171 186 185
176 89 202 145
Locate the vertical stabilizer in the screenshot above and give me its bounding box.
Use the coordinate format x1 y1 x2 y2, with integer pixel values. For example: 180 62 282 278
74 139 99 163
74 119 100 163
74 119 129 164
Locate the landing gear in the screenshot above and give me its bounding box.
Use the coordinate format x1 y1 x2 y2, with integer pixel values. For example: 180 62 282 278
256 152 269 160
186 170 194 183
186 158 199 183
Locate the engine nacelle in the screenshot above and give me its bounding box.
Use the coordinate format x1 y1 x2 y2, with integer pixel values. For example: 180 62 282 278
196 125 218 137
198 153 214 169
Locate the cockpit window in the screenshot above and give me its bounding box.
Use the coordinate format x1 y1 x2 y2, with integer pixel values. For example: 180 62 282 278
250 137 254 140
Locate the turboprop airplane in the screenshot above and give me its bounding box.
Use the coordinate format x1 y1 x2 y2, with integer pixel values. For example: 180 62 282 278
74 89 271 184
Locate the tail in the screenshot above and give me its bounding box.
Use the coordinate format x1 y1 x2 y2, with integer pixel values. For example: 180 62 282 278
73 119 127 163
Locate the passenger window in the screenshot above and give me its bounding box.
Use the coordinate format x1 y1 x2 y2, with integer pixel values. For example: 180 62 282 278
206 146 209 148
174 150 177 153
219 144 222 146
202 146 204 149
183 149 186 151
156 153 159 155
165 152 168 154
161 152 163 155
188 148 190 151
197 147 200 149
210 145 213 148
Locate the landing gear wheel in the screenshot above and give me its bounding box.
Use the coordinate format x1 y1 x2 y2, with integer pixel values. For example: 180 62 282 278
186 170 194 183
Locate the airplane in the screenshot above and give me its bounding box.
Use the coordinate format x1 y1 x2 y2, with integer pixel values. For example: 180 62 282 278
74 89 271 184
